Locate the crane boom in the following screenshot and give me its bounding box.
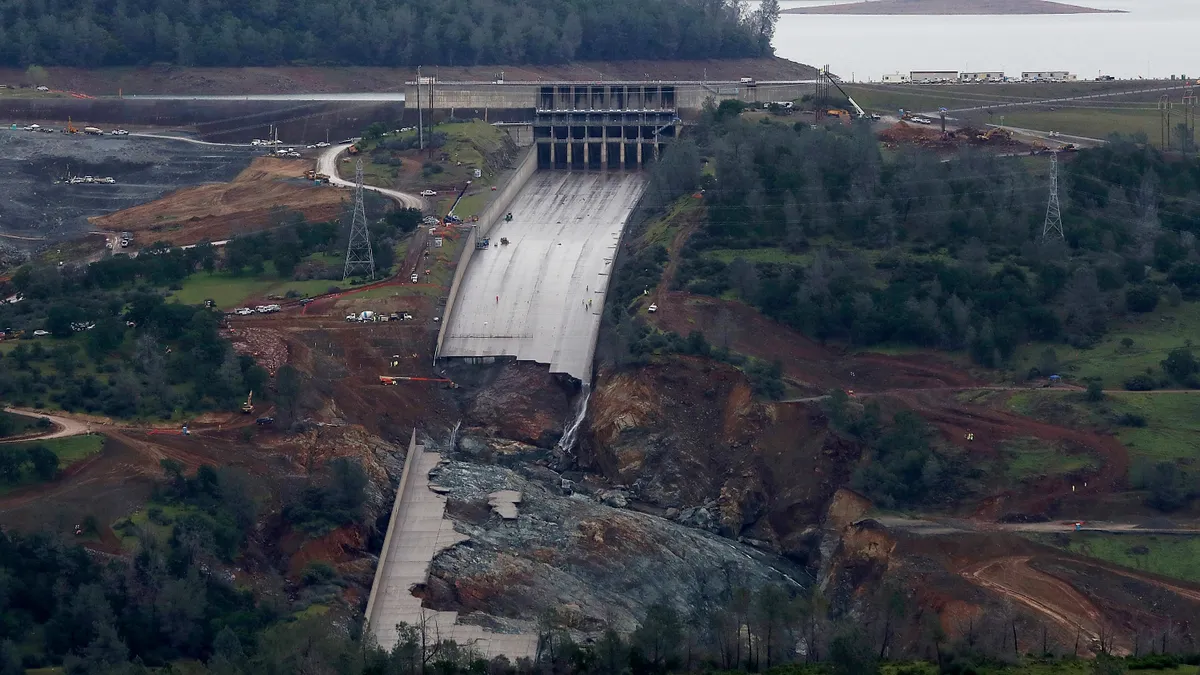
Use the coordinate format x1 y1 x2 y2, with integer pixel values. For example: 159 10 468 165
823 71 867 118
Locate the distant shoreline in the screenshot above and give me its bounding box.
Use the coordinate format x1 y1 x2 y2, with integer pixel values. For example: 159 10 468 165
782 0 1126 15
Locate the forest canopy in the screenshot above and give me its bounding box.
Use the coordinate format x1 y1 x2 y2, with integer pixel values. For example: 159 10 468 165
0 0 776 68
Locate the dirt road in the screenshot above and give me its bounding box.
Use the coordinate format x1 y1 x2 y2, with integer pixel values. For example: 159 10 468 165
870 514 1200 537
1 407 91 442
960 556 1116 653
317 143 425 209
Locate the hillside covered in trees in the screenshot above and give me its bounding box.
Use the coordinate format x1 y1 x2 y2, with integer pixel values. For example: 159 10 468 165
632 102 1200 374
0 0 778 68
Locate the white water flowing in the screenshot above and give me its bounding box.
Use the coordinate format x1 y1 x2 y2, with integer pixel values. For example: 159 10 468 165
557 384 591 454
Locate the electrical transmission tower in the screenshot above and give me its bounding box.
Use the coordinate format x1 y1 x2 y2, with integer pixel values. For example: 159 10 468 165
343 159 375 280
1042 150 1064 240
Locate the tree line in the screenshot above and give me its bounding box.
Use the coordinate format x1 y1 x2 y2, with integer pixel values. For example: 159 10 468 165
0 0 773 69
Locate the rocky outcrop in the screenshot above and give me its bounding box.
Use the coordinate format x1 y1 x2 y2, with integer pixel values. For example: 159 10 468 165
425 460 807 633
463 362 572 448
583 357 864 557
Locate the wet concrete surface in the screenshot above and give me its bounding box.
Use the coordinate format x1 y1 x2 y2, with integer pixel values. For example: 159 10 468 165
439 171 647 381
0 128 257 245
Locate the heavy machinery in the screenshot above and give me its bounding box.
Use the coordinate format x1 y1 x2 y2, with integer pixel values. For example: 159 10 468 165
241 391 254 413
379 375 459 389
64 117 79 134
475 237 491 250
975 128 1012 143
821 71 869 119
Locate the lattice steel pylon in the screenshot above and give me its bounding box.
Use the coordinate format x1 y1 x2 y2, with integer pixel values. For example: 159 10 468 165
343 159 375 280
1042 150 1064 240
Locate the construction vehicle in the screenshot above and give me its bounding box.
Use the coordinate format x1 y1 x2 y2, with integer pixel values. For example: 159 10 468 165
821 71 869 119
241 391 254 413
83 126 103 135
827 109 850 119
975 128 1012 143
500 237 509 245
379 375 459 389
64 117 79 134
347 145 359 155
476 237 491 250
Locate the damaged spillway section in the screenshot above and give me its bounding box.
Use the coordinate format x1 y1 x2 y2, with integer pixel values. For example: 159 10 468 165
365 431 538 658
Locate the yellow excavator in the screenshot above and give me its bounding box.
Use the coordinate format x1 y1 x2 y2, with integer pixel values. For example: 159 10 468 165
241 391 253 413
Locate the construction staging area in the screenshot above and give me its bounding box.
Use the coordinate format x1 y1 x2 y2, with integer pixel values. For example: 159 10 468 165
439 171 647 381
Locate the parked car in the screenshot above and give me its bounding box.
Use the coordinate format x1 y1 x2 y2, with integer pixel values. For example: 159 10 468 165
111 129 129 135
647 304 658 313
420 189 437 196
316 141 331 148
255 417 274 425
32 329 50 336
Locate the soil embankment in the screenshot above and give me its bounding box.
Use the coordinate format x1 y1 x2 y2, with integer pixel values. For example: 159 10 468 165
91 157 348 246
783 0 1123 14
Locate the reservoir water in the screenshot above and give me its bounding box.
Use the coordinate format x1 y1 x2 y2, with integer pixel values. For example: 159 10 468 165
769 0 1200 81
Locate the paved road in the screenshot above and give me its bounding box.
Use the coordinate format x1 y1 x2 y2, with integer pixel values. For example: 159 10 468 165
316 143 425 209
439 172 648 381
123 93 407 102
1 408 91 443
987 124 1108 147
128 132 251 147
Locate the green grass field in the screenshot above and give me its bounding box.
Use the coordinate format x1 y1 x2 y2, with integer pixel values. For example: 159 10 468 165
1032 531 1200 585
996 108 1162 143
170 272 340 308
1006 389 1200 467
844 81 1174 116
1011 301 1200 387
1108 392 1200 463
0 434 104 493
1000 437 1097 483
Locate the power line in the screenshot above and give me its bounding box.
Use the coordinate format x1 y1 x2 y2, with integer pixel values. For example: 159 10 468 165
1042 150 1064 241
343 159 375 281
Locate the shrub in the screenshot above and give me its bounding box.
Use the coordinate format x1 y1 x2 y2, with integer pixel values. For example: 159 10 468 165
1125 284 1159 313
1116 412 1147 427
1124 375 1156 391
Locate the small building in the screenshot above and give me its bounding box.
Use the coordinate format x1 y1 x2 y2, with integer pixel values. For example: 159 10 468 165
1021 71 1076 82
910 71 958 84
960 71 1005 83
881 72 909 84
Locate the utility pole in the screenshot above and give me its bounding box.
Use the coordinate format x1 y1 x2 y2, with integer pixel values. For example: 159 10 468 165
343 160 375 280
1158 94 1171 150
417 65 424 151
1042 150 1064 240
1183 85 1197 154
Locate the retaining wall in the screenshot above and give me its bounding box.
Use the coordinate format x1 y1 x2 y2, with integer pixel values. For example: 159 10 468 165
363 429 420 628
434 146 537 359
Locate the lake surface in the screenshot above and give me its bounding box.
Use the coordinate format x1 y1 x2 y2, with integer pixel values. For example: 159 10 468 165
769 0 1200 81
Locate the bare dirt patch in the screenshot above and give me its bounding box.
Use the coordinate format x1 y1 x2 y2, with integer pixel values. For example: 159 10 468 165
90 157 347 245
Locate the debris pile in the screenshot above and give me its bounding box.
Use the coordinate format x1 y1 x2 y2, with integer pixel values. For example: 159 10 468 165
228 327 288 375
